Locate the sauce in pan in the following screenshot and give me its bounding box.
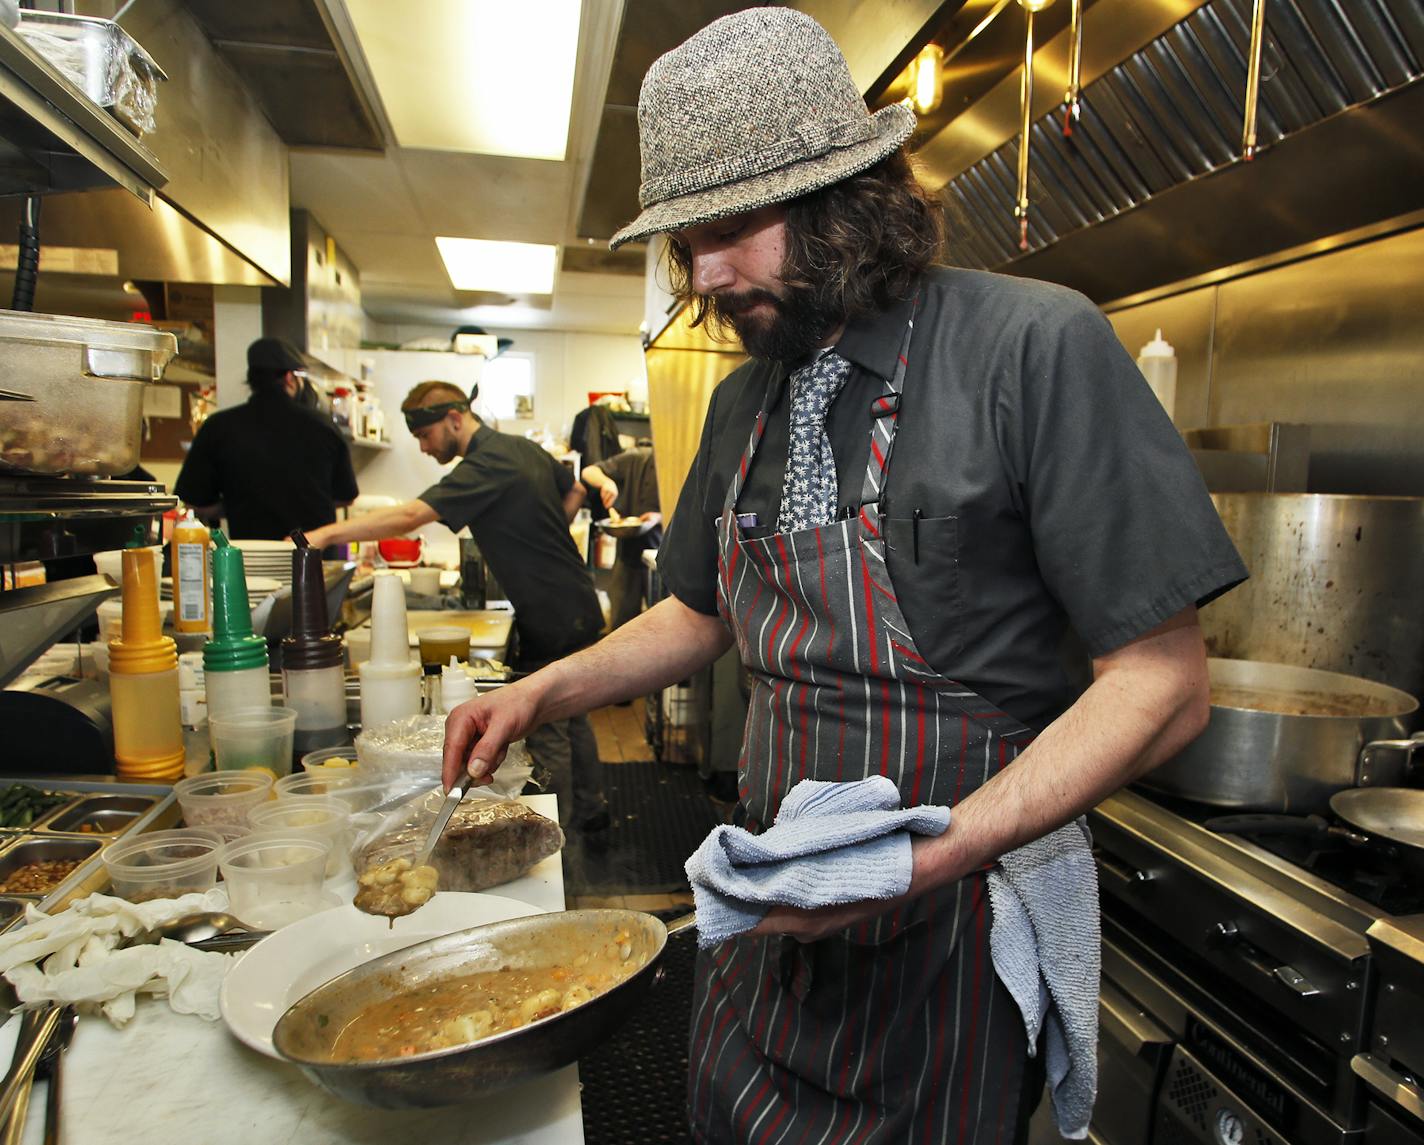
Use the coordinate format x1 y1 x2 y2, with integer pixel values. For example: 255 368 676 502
327 929 649 1060
1210 684 1398 718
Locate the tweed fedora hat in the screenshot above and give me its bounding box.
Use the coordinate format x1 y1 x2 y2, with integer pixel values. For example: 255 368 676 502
609 7 916 250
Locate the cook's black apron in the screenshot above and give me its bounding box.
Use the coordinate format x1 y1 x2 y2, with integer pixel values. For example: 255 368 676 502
690 310 1037 1143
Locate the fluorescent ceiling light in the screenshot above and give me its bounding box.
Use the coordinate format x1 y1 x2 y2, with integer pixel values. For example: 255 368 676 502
346 0 582 160
436 238 558 294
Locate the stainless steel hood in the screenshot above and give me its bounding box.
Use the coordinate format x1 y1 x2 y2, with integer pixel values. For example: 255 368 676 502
923 0 1424 303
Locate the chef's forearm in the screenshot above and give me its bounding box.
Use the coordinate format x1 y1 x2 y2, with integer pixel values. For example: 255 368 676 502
307 501 437 547
527 595 733 722
910 606 1210 893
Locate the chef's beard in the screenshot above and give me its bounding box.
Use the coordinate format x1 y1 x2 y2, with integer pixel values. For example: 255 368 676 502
708 284 840 364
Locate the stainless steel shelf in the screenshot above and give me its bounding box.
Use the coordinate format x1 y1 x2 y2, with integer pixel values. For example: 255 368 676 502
0 22 166 201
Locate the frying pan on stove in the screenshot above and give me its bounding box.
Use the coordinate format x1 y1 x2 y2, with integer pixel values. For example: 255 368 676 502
1206 788 1424 876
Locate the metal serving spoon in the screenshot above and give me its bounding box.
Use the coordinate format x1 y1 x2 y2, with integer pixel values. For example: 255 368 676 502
131 911 257 946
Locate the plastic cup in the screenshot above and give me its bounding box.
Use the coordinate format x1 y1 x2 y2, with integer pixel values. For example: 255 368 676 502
102 828 223 902
246 796 351 877
407 567 441 596
417 626 470 671
174 770 274 831
209 706 298 776
218 831 331 930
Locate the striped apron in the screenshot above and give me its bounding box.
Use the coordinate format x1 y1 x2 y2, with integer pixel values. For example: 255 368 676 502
690 311 1038 1144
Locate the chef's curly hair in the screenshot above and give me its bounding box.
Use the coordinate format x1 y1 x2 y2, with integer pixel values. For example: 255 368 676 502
661 150 944 336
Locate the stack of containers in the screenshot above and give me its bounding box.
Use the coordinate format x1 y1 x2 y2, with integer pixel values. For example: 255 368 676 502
282 531 348 754
357 571 422 729
203 530 272 722
107 547 185 781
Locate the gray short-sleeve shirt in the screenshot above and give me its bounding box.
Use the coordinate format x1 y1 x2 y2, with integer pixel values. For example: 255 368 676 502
658 267 1246 730
419 425 602 664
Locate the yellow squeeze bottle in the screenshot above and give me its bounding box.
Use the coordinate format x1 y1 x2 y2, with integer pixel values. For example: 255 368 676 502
171 510 212 634
108 547 185 782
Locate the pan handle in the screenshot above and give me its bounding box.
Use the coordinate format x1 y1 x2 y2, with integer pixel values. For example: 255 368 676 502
665 912 697 938
1358 737 1424 787
1205 813 1331 838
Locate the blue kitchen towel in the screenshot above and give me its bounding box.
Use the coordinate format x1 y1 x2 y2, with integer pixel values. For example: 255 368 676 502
986 818 1100 1140
683 776 950 947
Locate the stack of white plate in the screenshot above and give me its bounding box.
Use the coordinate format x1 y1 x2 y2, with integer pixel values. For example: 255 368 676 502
160 575 283 611
230 539 296 586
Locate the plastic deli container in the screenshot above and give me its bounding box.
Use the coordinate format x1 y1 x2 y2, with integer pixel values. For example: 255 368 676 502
299 745 360 775
246 796 350 878
101 828 222 902
218 832 330 930
0 309 176 475
174 771 273 830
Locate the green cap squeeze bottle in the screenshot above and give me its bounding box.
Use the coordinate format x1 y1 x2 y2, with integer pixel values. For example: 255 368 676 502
202 530 273 721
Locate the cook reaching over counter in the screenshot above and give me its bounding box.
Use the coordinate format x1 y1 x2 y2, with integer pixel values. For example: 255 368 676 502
439 9 1248 1144
305 381 609 836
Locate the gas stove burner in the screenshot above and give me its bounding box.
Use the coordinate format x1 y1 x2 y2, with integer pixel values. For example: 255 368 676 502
1132 786 1424 915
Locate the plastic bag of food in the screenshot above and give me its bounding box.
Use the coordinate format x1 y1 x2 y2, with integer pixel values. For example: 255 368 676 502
351 785 563 895
354 715 531 799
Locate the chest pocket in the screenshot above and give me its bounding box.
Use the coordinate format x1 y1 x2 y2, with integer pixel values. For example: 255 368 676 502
884 513 963 662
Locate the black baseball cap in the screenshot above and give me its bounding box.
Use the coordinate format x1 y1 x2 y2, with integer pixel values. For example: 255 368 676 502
247 337 307 373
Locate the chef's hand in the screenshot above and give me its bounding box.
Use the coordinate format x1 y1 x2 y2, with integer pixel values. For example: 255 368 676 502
748 896 909 944
745 837 949 943
441 685 540 791
599 482 619 509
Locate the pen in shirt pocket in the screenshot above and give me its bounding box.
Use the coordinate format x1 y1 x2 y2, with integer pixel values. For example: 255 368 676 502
912 508 922 562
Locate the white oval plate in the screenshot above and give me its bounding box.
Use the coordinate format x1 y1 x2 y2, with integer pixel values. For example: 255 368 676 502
219 892 542 1058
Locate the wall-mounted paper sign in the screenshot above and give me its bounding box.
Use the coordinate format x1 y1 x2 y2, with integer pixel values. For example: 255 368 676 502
143 384 184 419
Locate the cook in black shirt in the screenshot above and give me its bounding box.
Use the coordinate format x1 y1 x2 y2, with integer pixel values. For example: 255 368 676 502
175 338 357 541
306 381 609 833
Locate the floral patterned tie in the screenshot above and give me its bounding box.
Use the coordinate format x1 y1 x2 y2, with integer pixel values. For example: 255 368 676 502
777 351 851 532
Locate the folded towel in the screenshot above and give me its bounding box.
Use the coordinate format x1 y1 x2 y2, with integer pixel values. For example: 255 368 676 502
684 776 950 947
987 819 1100 1140
0 890 237 1026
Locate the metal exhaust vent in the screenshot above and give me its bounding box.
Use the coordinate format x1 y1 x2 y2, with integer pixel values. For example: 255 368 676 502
937 0 1424 278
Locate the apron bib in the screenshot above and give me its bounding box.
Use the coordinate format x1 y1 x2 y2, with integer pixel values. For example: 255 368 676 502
690 312 1037 1144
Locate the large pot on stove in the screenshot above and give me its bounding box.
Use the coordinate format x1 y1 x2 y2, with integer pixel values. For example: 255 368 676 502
1199 494 1424 701
1139 658 1419 813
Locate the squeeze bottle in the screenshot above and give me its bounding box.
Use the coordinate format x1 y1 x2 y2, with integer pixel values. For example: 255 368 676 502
203 530 273 720
1136 328 1178 419
358 571 423 729
283 531 348 753
108 547 185 781
171 510 211 635
439 656 476 714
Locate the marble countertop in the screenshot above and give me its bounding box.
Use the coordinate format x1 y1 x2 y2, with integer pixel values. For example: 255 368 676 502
0 795 583 1145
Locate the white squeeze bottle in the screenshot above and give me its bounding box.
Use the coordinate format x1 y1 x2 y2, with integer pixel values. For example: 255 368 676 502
1136 328 1177 420
440 657 476 714
358 571 423 729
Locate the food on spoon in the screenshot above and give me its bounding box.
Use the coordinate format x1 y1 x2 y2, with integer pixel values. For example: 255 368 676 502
327 928 649 1059
355 799 563 894
354 857 440 918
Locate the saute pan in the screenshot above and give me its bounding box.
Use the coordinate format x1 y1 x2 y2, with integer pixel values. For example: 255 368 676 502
1206 788 1424 878
272 908 696 1109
